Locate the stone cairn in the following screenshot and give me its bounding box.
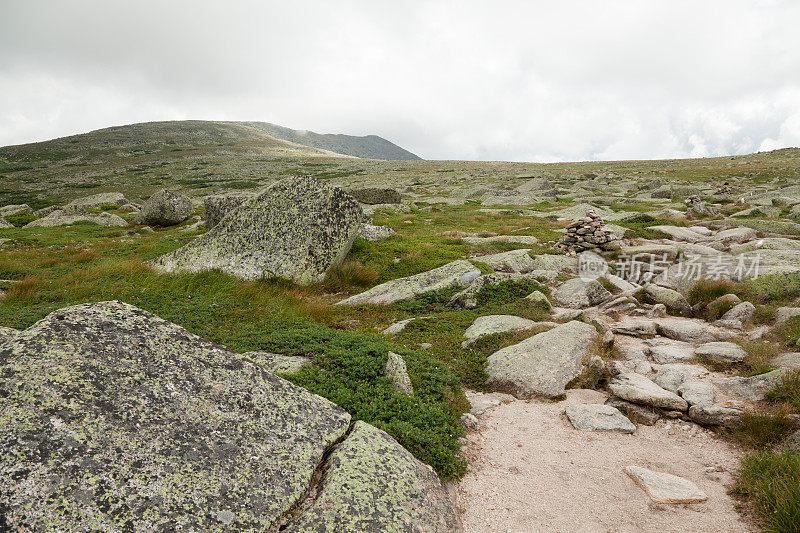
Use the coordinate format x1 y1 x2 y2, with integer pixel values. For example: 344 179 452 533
556 209 619 254
685 195 720 218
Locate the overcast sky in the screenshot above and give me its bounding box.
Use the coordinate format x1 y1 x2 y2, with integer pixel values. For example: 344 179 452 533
2 1 799 161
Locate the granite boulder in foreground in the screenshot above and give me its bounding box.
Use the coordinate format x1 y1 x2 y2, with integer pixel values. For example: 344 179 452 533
0 301 460 532
485 320 598 398
151 176 365 283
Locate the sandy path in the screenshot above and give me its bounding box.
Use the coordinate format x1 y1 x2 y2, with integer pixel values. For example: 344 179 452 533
456 389 756 533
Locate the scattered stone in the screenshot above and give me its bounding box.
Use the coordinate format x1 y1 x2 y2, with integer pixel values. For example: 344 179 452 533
608 373 689 411
360 224 396 241
694 341 746 363
24 210 128 228
685 197 720 219
136 189 193 226
153 176 366 284
460 413 480 431
715 226 758 244
448 272 521 309
339 260 480 305
65 192 126 210
774 307 800 327
655 319 719 343
643 285 692 317
565 404 636 433
486 321 598 399
348 187 402 205
382 317 427 335
653 368 686 393
720 301 756 323
649 342 695 364
462 315 542 347
525 290 551 309
478 249 538 273
677 381 715 407
461 234 539 246
772 352 800 371
385 351 414 395
552 278 612 309
713 370 784 401
604 397 661 425
649 303 668 318
624 466 708 504
687 405 742 428
613 319 657 337
0 217 13 229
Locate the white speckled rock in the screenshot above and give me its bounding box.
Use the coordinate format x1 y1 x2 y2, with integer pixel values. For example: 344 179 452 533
624 466 708 504
694 342 746 363
565 404 636 433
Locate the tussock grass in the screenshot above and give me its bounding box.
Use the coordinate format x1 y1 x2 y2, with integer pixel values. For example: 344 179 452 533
738 340 780 376
767 370 800 412
688 278 743 306
736 450 800 533
734 408 796 449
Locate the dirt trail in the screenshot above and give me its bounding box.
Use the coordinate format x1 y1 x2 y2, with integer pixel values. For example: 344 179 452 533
456 389 757 533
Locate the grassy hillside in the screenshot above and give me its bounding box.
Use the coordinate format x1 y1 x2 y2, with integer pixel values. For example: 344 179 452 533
241 121 422 160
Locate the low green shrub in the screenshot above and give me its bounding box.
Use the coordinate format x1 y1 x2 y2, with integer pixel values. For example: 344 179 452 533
3 211 39 227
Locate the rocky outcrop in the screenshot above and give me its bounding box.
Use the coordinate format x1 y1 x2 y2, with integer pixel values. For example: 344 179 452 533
448 272 522 309
136 189 193 226
348 187 402 205
565 404 636 433
486 321 598 398
552 278 611 309
0 301 459 531
694 342 746 363
337 260 481 305
152 176 365 283
643 285 692 317
624 466 707 504
608 373 689 411
24 210 128 228
0 204 32 217
462 315 543 347
0 217 13 229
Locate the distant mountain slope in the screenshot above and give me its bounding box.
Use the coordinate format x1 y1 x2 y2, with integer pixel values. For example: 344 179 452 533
239 122 421 160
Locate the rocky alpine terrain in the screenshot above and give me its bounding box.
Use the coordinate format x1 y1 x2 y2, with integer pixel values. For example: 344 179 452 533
2 128 800 531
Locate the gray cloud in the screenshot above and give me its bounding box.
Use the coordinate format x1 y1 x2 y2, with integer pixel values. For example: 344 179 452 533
1 0 799 161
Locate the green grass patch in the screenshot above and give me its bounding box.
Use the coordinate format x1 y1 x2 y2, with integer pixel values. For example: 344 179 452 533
736 450 800 533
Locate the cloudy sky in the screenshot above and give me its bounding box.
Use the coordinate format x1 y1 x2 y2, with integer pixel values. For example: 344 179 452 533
2 0 799 161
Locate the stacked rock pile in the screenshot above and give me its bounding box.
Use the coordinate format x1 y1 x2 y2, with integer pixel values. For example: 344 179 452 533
556 209 620 254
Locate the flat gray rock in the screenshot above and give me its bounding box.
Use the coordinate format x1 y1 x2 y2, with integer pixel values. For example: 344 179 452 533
678 381 715 407
552 278 612 309
24 210 128 228
655 319 719 343
65 192 126 210
565 404 636 433
152 176 366 283
486 321 598 398
653 367 686 392
608 373 689 411
284 421 462 533
688 405 742 427
462 315 541 347
241 350 312 374
625 466 708 504
338 260 480 305
775 307 800 327
694 341 746 363
478 249 538 273
649 341 696 364
720 301 756 323
712 370 784 401
605 397 661 425
649 225 712 243
643 284 692 316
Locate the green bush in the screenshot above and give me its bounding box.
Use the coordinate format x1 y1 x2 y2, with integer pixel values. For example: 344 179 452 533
286 332 466 480
3 211 39 227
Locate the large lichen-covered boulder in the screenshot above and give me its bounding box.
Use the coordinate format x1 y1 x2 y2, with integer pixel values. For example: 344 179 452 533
0 301 352 531
486 320 598 398
337 260 481 305
204 192 255 230
285 421 462 532
552 278 611 309
151 176 365 283
0 204 32 217
137 189 193 226
348 187 402 205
